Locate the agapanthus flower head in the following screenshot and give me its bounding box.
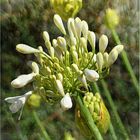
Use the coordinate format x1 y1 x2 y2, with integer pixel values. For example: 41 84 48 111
5 14 123 121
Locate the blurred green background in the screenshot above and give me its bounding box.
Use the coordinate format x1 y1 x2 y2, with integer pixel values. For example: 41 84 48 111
1 0 139 140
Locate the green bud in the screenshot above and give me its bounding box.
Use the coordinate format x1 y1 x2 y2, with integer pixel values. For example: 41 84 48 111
27 94 41 108
71 63 79 73
72 50 78 64
105 8 119 29
57 73 63 82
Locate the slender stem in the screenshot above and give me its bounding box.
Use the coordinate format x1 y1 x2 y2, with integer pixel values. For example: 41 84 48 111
111 29 139 95
75 96 103 140
92 82 118 140
101 80 130 140
109 123 118 140
32 111 51 140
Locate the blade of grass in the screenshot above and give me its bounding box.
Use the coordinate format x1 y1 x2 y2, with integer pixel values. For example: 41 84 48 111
100 80 130 140
111 29 139 96
32 111 51 140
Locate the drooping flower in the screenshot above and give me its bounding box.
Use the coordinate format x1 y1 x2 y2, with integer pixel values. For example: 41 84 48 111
5 91 32 118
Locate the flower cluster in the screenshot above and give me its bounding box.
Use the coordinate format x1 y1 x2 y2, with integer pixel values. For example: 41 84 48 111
5 14 123 119
50 0 82 20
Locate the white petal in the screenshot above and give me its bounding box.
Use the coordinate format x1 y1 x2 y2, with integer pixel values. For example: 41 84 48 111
60 93 72 110
9 100 24 113
5 96 21 103
11 73 35 88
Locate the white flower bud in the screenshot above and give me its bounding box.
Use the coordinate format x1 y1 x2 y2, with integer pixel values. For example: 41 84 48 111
11 73 35 88
56 80 65 96
70 19 77 38
16 44 39 54
49 47 55 58
74 17 82 38
84 69 99 82
57 37 67 51
92 54 97 62
54 14 66 35
96 52 104 71
72 50 78 63
99 34 108 53
27 61 39 74
108 49 118 66
78 74 88 89
60 93 72 110
81 20 89 39
103 52 109 67
113 45 124 54
67 18 74 37
88 31 96 52
70 36 77 46
52 39 58 48
80 37 87 51
43 31 50 42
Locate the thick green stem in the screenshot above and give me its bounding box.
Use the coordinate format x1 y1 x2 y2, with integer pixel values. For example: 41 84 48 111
75 96 103 140
92 82 118 140
101 80 130 140
111 29 139 95
33 111 51 140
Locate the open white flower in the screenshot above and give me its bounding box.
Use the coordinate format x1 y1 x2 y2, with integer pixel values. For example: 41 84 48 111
5 91 32 119
60 93 72 110
11 73 35 88
84 68 99 82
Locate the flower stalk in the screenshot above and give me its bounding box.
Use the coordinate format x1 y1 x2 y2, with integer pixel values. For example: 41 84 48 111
75 95 103 140
111 29 139 96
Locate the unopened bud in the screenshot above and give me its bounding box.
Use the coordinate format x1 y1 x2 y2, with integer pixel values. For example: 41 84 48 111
57 37 67 51
88 31 96 52
113 45 124 54
71 63 79 73
43 31 50 42
55 79 65 96
60 93 72 110
54 14 66 35
81 20 89 39
84 69 99 82
99 35 108 53
16 44 39 54
103 52 109 67
74 17 82 38
108 49 118 66
96 52 104 71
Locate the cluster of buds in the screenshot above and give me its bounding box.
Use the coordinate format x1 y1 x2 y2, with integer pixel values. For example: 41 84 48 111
5 14 123 120
75 92 110 137
50 0 82 20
